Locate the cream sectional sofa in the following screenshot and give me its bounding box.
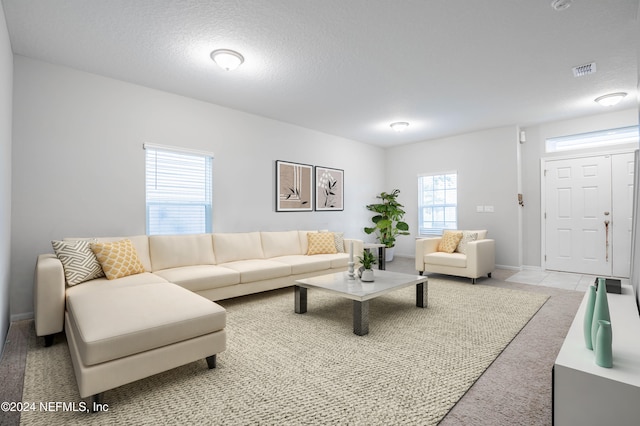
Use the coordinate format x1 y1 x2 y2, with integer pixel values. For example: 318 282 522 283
35 230 363 407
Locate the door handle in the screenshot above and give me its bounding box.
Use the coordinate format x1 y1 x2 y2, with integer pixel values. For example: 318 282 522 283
604 220 610 262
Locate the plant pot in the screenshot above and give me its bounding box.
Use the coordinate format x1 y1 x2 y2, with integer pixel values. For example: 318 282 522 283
385 246 395 262
361 269 374 282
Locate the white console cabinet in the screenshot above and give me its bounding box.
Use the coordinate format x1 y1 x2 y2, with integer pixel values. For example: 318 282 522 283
554 284 640 425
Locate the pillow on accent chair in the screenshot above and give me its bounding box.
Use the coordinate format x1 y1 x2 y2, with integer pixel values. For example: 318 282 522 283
456 231 478 255
90 239 146 280
437 231 463 254
52 239 105 286
307 232 338 255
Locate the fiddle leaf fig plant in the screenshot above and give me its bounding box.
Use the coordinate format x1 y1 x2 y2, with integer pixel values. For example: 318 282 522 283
363 189 410 248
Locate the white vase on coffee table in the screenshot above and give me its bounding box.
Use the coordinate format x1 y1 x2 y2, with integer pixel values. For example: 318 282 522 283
361 269 374 282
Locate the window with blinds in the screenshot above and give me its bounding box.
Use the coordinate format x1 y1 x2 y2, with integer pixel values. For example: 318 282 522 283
144 144 213 235
418 171 458 235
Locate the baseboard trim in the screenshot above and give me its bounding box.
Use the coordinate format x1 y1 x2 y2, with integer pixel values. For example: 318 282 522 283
521 265 543 272
391 254 414 259
495 264 522 271
10 312 33 322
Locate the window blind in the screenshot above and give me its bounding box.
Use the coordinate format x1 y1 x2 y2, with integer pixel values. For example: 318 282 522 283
418 171 458 235
144 145 213 235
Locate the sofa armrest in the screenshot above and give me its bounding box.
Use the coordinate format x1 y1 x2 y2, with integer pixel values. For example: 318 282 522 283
466 239 495 276
34 254 66 337
415 237 441 271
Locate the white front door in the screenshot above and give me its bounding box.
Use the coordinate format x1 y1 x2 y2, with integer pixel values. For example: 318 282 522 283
544 153 634 277
611 153 635 277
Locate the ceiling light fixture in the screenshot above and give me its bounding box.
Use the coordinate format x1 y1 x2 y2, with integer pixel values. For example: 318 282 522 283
210 49 244 71
551 0 572 11
594 92 627 107
390 122 410 132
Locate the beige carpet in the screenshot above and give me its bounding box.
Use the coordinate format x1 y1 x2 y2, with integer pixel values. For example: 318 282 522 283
20 279 548 425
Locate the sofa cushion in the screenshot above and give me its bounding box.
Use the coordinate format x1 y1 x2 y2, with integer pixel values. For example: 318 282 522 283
219 259 291 283
65 272 169 299
66 282 226 366
438 231 463 253
153 265 240 292
307 232 337 255
456 231 478 255
90 239 146 280
312 253 351 268
149 234 215 271
269 255 331 274
51 240 105 286
213 232 264 264
424 252 467 268
261 231 302 258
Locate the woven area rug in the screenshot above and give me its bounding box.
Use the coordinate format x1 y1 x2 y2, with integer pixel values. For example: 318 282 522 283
20 278 548 425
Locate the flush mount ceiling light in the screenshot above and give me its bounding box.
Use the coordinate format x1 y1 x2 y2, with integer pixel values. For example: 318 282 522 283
210 49 244 71
595 92 627 107
551 0 572 11
390 122 410 132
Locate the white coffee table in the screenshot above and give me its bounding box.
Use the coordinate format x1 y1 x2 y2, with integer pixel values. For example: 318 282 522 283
294 270 428 336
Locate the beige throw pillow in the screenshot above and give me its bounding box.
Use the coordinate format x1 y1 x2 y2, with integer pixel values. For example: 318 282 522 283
91 239 146 280
307 232 338 255
438 231 463 253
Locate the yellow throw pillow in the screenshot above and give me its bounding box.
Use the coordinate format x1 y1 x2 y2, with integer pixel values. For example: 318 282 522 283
438 231 463 253
307 232 338 255
91 239 145 280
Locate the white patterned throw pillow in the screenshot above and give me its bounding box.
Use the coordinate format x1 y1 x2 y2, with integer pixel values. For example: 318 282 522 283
456 231 478 255
52 239 105 286
333 232 345 253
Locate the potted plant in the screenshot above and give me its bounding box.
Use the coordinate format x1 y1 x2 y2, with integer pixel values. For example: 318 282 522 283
363 189 410 261
357 250 377 282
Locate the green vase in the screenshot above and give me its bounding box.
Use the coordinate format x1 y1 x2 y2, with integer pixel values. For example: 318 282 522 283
595 320 613 368
583 285 597 350
591 278 611 351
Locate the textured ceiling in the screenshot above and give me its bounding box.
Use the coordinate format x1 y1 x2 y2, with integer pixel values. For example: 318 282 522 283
2 0 638 147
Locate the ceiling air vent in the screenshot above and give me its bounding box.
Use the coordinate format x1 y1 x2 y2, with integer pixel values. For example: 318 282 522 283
572 62 596 77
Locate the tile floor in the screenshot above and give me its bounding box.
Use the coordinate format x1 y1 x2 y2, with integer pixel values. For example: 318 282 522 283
506 269 629 292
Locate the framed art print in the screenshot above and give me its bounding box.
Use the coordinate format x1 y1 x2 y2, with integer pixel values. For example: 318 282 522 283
315 166 344 211
276 160 313 212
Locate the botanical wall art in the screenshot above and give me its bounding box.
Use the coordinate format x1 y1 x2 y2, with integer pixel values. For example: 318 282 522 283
276 160 313 212
315 166 344 211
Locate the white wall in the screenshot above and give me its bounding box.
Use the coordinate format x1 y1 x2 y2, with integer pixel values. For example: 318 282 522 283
0 3 12 356
385 126 520 268
521 109 639 269
10 56 385 319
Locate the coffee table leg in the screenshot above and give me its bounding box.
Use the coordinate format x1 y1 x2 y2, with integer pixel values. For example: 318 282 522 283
295 286 307 314
416 282 428 308
353 300 369 336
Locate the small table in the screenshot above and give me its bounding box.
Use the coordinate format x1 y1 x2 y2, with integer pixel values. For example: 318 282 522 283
294 270 428 336
363 243 386 270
